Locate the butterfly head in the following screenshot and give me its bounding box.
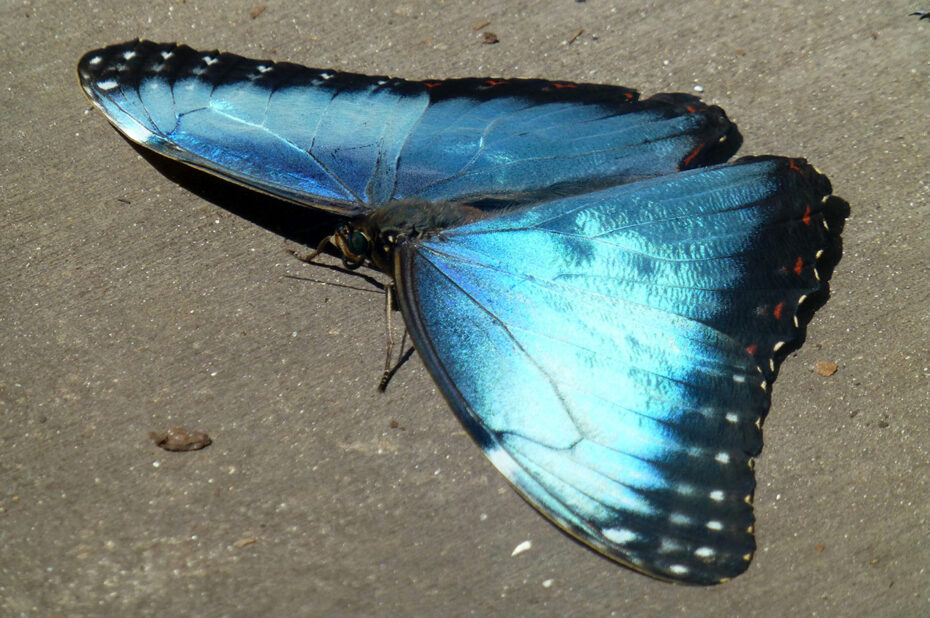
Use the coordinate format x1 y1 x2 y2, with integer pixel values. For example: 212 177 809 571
329 219 397 274
328 200 476 274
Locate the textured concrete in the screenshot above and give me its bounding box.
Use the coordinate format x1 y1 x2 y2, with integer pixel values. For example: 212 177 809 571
2 1 929 616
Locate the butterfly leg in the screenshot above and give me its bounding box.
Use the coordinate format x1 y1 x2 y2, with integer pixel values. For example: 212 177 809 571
286 234 336 264
378 283 397 392
378 283 415 392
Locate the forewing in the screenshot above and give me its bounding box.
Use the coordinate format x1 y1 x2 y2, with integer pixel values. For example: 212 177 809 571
395 156 833 584
78 40 741 216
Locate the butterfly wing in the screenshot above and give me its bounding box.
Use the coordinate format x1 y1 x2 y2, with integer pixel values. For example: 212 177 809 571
78 40 741 216
394 156 833 584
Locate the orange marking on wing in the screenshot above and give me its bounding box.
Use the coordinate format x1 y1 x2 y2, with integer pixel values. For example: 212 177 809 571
682 144 703 167
802 206 812 226
424 81 441 88
794 257 804 276
788 159 801 172
485 79 508 86
685 105 697 113
746 344 758 356
552 82 577 89
773 302 785 321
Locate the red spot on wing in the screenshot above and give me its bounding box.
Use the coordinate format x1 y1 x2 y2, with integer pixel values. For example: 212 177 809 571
485 79 508 86
788 159 801 172
685 105 697 113
552 82 577 89
773 302 785 321
746 344 758 356
424 81 441 88
802 206 812 226
794 256 804 276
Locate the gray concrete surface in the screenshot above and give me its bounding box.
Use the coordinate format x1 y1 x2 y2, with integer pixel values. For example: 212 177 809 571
2 1 929 616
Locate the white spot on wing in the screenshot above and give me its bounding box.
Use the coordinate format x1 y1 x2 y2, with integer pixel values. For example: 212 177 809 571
707 520 723 531
603 527 637 545
89 55 102 65
695 547 715 559
669 564 689 575
733 374 746 383
709 490 725 501
669 512 692 526
97 79 119 91
725 412 739 423
161 50 174 59
122 50 136 60
202 55 218 65
715 452 731 464
659 538 683 553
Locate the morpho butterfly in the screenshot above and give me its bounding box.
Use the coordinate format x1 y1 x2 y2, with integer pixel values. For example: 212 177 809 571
78 40 837 585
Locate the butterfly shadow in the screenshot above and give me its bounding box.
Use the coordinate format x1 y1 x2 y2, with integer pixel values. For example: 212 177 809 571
125 140 418 386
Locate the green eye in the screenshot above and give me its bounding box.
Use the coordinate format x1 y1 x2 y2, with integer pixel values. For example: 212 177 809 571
346 230 369 256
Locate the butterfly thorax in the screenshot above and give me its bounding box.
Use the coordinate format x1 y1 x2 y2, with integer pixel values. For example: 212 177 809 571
334 200 481 274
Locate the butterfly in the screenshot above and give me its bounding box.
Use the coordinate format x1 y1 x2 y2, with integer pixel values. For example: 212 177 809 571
78 40 837 585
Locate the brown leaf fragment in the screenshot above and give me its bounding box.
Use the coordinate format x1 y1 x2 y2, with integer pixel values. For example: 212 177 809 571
249 5 266 19
813 361 838 377
481 31 499 44
233 536 258 548
150 427 212 452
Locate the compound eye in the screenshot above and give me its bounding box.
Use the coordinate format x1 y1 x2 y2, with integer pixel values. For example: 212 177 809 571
346 230 369 256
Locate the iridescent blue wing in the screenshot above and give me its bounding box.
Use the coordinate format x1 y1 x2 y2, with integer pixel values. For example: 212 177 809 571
395 156 833 584
77 40 740 216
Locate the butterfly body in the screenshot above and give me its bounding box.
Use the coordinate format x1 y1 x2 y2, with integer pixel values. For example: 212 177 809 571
78 40 838 585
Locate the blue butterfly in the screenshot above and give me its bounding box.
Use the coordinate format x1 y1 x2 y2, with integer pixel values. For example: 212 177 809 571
78 40 836 585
